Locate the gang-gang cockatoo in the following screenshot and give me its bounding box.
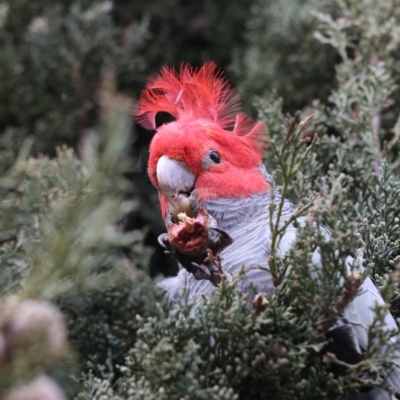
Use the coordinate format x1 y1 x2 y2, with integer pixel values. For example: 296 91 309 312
135 62 400 399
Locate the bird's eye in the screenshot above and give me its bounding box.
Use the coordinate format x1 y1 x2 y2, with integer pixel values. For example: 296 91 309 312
209 150 221 164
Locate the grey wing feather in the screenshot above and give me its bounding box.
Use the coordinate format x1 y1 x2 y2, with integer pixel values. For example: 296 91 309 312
343 276 400 393
345 386 395 400
277 220 400 395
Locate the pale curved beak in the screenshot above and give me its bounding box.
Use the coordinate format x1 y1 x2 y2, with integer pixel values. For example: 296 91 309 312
156 155 196 217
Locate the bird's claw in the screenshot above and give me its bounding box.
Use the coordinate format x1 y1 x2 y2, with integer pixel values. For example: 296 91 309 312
209 227 233 254
158 233 170 249
191 262 212 280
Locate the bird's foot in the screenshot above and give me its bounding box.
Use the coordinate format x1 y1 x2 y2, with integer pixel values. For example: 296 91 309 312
158 209 233 286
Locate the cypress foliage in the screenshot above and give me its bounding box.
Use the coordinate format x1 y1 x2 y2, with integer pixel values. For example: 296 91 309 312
0 0 400 399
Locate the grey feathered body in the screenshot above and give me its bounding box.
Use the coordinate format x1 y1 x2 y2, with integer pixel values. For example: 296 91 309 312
158 173 400 399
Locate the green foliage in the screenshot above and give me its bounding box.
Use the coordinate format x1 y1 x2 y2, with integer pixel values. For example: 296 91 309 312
358 164 400 316
232 0 337 111
122 284 343 400
0 76 135 300
66 274 161 371
255 0 400 296
1 0 400 399
0 69 157 395
0 0 253 159
0 0 148 156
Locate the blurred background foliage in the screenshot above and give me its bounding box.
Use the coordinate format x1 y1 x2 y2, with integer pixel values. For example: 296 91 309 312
1 0 400 398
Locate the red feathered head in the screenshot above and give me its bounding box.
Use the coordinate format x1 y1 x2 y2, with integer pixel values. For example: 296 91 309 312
135 62 269 217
